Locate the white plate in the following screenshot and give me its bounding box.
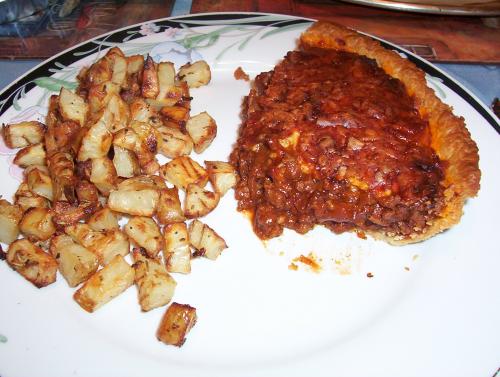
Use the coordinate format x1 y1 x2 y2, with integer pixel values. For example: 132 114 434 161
0 13 499 377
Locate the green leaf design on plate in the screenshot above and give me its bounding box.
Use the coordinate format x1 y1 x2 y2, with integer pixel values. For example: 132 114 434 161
260 22 313 39
0 334 7 343
33 77 77 93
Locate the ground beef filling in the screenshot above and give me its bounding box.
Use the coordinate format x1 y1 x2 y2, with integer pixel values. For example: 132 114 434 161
230 49 445 240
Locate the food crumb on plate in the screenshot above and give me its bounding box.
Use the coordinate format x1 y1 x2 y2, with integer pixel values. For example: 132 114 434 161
234 66 249 81
366 272 374 278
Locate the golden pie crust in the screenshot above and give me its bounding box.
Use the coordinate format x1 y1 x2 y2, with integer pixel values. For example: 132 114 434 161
300 22 480 244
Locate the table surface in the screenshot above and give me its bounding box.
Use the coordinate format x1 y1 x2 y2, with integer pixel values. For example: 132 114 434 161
0 0 498 110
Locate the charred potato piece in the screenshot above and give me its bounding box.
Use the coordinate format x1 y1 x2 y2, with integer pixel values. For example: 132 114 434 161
13 143 46 168
59 87 88 127
76 180 100 205
0 199 23 244
132 249 176 312
74 255 134 312
6 239 57 288
163 222 191 274
113 146 140 178
125 217 163 258
157 188 185 225
25 165 53 201
188 220 227 260
87 207 120 232
19 207 56 242
50 234 99 287
157 62 176 100
157 126 193 158
141 56 159 99
160 156 208 191
15 183 49 211
108 188 159 216
47 152 76 202
157 303 197 347
52 201 97 228
77 109 113 161
2 121 45 149
184 183 220 219
205 160 237 196
178 60 211 88
186 112 217 154
160 106 189 123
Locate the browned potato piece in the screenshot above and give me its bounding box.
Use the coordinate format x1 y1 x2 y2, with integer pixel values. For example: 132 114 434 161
129 121 158 155
76 180 99 205
112 127 156 168
0 199 23 244
156 126 193 158
77 110 113 161
13 143 46 168
25 165 53 201
2 121 45 149
15 183 49 211
129 98 154 122
186 112 217 154
163 222 191 274
19 207 56 241
132 249 176 312
108 189 159 216
87 207 119 232
157 62 175 100
6 239 57 288
184 183 220 219
109 52 127 87
50 234 99 287
188 220 227 260
107 94 130 132
47 151 76 202
125 217 162 258
159 156 208 191
52 201 97 228
205 160 237 196
178 60 211 88
127 55 144 74
59 87 88 127
157 303 197 347
141 56 159 99
157 188 185 225
89 157 117 196
113 146 140 178
74 255 134 312
87 81 120 115
160 106 189 123
117 175 166 191
65 223 129 265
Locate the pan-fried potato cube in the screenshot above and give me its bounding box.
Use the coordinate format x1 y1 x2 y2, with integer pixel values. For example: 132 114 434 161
89 157 117 195
184 184 220 219
132 249 176 312
159 156 208 191
0 199 23 244
19 207 55 241
125 217 162 258
108 189 159 216
130 98 154 122
110 53 127 86
163 223 191 274
87 207 119 232
47 151 76 202
188 220 227 260
113 146 140 178
112 127 156 168
178 60 211 88
160 106 189 122
49 234 98 287
157 62 175 100
2 121 45 148
88 81 120 114
205 161 237 196
129 121 158 154
142 56 159 99
107 94 130 132
7 239 57 288
25 165 53 201
157 303 197 347
127 55 144 74
52 201 97 228
157 188 185 225
76 180 99 205
157 126 193 158
77 110 113 161
59 87 88 126
141 158 160 175
13 143 46 168
117 175 166 191
15 183 49 211
186 112 217 154
74 255 134 312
